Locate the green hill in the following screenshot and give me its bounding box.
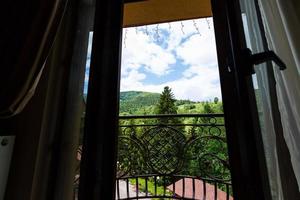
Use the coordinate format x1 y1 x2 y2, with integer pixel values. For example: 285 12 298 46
84 91 223 115
119 91 160 114
119 91 223 115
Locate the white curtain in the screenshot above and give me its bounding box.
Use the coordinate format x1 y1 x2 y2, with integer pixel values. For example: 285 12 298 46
259 0 300 192
241 0 284 198
240 0 300 199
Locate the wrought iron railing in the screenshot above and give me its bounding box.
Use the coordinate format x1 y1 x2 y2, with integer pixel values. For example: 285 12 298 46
74 114 232 200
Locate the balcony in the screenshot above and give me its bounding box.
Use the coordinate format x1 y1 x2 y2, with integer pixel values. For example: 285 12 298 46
117 113 232 199
75 114 233 200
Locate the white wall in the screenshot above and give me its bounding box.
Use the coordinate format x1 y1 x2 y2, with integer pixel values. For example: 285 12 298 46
0 136 15 200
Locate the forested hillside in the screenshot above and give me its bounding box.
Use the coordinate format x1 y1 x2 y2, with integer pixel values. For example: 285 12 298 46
119 91 223 115
119 91 160 114
118 89 229 193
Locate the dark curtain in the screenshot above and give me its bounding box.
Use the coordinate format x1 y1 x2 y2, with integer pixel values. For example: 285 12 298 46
0 0 68 118
0 0 91 199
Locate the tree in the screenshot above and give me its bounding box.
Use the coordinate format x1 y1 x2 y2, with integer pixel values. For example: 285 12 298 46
203 102 214 114
155 86 180 125
202 102 214 123
214 97 219 104
156 86 177 114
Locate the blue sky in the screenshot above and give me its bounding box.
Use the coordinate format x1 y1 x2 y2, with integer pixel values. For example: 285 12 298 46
84 18 222 101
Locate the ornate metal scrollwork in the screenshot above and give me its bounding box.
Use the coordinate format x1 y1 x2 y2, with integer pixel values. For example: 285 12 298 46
186 135 231 182
117 136 145 177
142 125 186 175
117 114 231 183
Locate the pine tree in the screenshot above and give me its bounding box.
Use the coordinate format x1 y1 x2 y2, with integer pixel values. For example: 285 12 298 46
155 86 180 124
203 102 214 114
214 97 219 104
156 86 177 114
202 102 214 123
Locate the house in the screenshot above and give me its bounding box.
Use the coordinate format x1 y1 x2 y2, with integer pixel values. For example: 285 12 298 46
167 178 233 200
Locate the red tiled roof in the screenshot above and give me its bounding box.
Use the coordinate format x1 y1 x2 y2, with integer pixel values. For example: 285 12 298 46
167 178 233 200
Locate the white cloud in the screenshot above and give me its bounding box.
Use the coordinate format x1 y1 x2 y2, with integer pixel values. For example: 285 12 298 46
121 28 176 76
120 70 146 90
176 33 217 67
83 19 221 101
120 65 221 102
120 18 221 101
174 19 218 82
87 32 93 59
53 17 212 101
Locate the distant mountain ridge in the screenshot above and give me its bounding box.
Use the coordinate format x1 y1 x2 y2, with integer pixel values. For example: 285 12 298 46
119 91 160 114
84 91 223 115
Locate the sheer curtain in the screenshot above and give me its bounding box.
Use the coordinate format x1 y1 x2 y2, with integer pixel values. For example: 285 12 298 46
240 0 284 198
241 0 300 199
259 0 300 192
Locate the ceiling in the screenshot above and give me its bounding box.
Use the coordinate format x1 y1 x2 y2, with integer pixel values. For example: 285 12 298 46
123 0 212 27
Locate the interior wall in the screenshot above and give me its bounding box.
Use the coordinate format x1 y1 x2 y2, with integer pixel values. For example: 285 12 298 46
0 136 15 199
